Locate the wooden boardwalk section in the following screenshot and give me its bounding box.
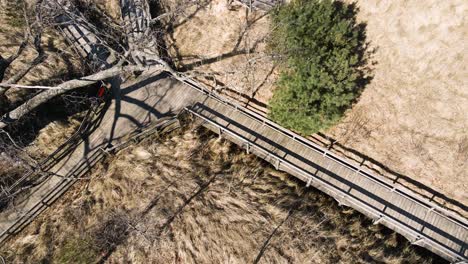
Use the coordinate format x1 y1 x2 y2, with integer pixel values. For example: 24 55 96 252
52 2 116 68
0 2 175 247
0 72 200 245
0 1 466 262
177 77 468 263
1 71 466 262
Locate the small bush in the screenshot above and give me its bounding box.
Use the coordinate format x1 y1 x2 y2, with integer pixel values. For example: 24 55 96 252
4 0 26 28
93 212 130 252
55 211 130 263
268 0 371 135
55 236 100 264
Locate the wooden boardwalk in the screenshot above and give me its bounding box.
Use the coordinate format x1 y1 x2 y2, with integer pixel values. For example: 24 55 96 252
52 3 116 68
0 1 466 262
1 71 466 262
177 77 468 263
0 72 200 244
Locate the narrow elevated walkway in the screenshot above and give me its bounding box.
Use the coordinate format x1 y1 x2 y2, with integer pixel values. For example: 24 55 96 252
1 70 466 262
0 73 202 244
50 1 116 68
179 78 468 262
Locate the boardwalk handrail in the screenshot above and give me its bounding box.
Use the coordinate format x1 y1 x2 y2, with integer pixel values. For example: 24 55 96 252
0 100 103 205
185 106 467 261
176 74 468 229
0 116 181 245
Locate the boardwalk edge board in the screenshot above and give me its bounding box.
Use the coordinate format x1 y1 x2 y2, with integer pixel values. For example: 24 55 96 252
0 1 466 262
176 74 468 262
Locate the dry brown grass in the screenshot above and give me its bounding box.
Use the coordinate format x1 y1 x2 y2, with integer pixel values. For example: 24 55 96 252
0 4 82 104
0 156 27 193
2 125 446 263
164 0 277 108
329 0 468 207
163 0 468 211
89 0 122 20
24 113 84 160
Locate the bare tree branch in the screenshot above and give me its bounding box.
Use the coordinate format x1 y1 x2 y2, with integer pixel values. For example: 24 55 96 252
3 34 48 86
0 38 28 83
0 84 63 90
0 63 165 129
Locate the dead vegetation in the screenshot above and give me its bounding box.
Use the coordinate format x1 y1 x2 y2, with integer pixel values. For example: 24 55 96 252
2 125 446 263
161 0 467 214
163 0 276 112
327 0 468 211
0 2 83 106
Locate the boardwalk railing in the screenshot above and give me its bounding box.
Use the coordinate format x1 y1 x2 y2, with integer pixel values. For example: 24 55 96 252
0 100 104 209
0 116 181 245
176 74 468 262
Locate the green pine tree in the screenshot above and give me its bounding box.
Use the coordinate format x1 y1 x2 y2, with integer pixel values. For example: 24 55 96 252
268 0 370 135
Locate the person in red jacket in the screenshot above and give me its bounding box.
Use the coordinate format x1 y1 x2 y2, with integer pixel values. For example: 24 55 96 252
97 82 111 98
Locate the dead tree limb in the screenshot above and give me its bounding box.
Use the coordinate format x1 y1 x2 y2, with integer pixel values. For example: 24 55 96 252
3 34 48 86
0 40 28 83
0 63 165 129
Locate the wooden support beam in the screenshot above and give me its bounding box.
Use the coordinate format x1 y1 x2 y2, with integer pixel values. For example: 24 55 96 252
373 215 384 225
306 177 312 187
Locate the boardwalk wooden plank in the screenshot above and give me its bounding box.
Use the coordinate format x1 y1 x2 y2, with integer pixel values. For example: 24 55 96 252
184 93 468 261
1 31 466 261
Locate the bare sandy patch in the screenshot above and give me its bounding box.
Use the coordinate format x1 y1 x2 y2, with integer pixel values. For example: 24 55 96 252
328 0 468 209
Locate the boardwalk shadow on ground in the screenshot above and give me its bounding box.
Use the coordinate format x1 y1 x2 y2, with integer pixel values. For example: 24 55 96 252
193 101 467 258
1 72 182 226
315 132 468 216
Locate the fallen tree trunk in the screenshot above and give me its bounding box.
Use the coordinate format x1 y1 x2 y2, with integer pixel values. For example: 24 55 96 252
0 63 164 129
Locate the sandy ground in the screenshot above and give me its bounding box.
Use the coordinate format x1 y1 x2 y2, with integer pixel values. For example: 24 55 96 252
165 0 277 112
329 0 468 209
1 126 445 263
165 0 468 213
